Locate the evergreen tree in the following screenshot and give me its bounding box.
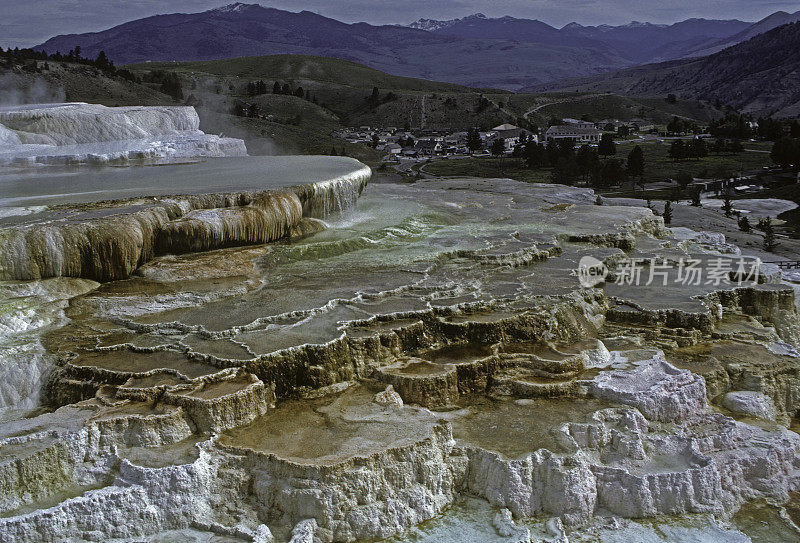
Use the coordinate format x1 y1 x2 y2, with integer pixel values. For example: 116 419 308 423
95 51 109 70
626 145 645 178
686 138 707 159
738 216 752 233
523 142 548 169
159 72 183 101
295 86 304 98
722 189 734 217
691 189 702 207
546 141 561 167
598 133 616 156
669 139 686 161
466 127 482 153
490 138 506 157
576 145 599 183
763 217 778 252
368 86 380 108
551 157 580 186
273 81 282 94
591 159 626 188
663 201 673 225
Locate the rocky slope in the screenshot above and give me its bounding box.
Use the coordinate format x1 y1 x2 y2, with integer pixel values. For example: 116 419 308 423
530 22 800 118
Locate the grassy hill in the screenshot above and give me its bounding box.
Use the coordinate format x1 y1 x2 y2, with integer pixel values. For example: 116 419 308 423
128 55 515 130
0 60 172 106
127 54 719 131
130 55 495 93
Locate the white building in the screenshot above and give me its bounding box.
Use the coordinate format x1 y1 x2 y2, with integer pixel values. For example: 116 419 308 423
545 124 601 144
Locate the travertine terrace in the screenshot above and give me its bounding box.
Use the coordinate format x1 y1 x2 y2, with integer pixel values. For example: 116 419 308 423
2 107 800 542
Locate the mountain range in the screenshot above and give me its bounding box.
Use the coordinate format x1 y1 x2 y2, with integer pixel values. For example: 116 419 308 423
408 10 800 64
529 22 800 118
35 3 800 91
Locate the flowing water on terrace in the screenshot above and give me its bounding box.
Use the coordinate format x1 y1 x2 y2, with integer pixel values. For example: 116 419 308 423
0 173 727 419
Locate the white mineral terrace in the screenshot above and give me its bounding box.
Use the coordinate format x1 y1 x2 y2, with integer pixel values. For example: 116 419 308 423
1 105 800 543
0 102 247 167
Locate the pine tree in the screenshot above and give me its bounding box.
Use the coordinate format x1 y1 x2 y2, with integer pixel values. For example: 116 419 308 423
273 81 282 94
95 51 109 70
626 145 644 177
722 189 734 217
598 133 616 156
663 201 673 225
669 139 686 161
763 217 778 252
466 127 482 153
738 216 752 233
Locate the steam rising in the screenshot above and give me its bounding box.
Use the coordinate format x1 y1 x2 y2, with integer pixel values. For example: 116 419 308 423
0 74 65 107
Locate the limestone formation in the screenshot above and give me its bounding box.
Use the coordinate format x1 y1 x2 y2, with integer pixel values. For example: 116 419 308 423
1 149 800 542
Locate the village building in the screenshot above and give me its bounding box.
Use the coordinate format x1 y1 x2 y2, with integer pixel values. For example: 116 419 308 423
545 123 601 144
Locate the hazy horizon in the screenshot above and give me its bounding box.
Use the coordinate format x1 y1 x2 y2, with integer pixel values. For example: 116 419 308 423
2 0 799 49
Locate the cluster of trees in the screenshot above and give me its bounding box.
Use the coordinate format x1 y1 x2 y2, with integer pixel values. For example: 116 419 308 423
710 138 744 155
0 45 118 75
668 138 708 161
770 137 800 169
756 117 800 141
140 70 183 101
739 216 778 252
246 80 270 95
232 102 260 118
267 81 316 102
366 87 398 108
708 113 753 140
476 96 492 114
508 135 638 188
666 116 699 135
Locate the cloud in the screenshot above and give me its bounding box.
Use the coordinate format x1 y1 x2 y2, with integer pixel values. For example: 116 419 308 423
1 0 798 48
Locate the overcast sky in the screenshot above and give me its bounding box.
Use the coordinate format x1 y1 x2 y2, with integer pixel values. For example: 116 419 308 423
2 0 798 48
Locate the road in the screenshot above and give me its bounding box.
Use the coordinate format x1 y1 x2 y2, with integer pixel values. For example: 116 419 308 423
523 93 609 120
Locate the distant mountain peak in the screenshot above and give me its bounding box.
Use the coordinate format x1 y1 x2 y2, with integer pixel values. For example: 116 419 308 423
622 20 667 28
210 3 256 13
408 13 486 31
562 22 584 30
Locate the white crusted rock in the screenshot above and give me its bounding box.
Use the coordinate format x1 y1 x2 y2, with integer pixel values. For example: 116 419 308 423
589 352 706 422
722 390 777 421
290 519 318 543
253 524 275 543
493 508 531 542
374 384 403 407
